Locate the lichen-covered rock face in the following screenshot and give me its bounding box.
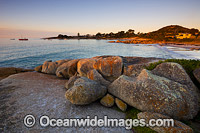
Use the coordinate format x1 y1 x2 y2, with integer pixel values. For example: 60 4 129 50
77 58 98 77
108 69 199 120
193 67 200 84
115 98 127 112
123 64 148 77
65 75 80 90
152 62 197 91
56 59 71 66
93 56 123 82
77 56 123 82
100 94 114 107
87 69 111 87
137 112 193 133
56 59 79 78
34 65 43 72
42 61 58 74
41 60 68 74
65 77 107 105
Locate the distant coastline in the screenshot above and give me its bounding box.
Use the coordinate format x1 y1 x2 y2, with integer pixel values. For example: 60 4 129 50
42 25 200 50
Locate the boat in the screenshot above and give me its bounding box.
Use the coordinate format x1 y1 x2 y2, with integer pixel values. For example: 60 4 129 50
19 38 28 41
10 38 15 40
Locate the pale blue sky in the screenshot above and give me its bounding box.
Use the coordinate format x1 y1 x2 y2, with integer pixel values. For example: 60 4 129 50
0 0 200 38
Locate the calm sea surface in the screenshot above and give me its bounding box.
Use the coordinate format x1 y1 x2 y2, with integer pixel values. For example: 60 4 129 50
0 38 199 69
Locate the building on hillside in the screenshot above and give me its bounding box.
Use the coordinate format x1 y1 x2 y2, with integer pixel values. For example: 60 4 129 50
176 33 191 39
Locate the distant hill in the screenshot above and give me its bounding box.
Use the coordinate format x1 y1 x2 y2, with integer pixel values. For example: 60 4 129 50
140 25 199 41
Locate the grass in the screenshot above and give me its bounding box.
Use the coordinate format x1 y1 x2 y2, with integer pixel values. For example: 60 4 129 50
125 107 156 133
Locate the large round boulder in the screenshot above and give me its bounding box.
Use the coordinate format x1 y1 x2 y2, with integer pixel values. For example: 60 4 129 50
108 69 199 120
152 62 198 92
65 77 107 105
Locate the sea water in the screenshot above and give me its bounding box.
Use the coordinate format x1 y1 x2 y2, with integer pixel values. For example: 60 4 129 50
0 38 199 69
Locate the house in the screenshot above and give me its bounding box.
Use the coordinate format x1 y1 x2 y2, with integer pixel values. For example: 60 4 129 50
176 33 191 39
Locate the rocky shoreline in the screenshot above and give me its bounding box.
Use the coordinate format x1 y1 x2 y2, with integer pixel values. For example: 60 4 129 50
108 38 200 51
0 67 33 80
0 56 200 132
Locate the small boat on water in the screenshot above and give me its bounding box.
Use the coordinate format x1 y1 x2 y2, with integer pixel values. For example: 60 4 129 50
10 38 15 40
19 38 28 41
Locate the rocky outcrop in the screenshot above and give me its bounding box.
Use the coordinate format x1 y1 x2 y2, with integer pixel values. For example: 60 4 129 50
193 67 200 84
115 98 127 112
0 72 129 132
108 69 199 120
93 56 123 82
0 67 33 80
56 59 79 78
41 59 68 74
65 77 107 105
137 112 193 133
87 69 110 87
100 94 115 107
77 56 125 82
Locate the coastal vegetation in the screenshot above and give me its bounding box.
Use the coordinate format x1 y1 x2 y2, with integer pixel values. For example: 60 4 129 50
44 25 200 43
138 25 199 41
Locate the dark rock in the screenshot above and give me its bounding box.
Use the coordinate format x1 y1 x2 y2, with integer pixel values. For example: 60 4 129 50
193 67 200 84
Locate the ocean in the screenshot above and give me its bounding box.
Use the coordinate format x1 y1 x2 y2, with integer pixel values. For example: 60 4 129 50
0 38 199 69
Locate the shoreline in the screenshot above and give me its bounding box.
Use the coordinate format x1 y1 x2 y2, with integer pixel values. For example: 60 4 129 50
0 67 33 80
108 37 200 50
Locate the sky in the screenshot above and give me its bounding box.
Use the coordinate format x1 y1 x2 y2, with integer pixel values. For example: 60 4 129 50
0 0 200 38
